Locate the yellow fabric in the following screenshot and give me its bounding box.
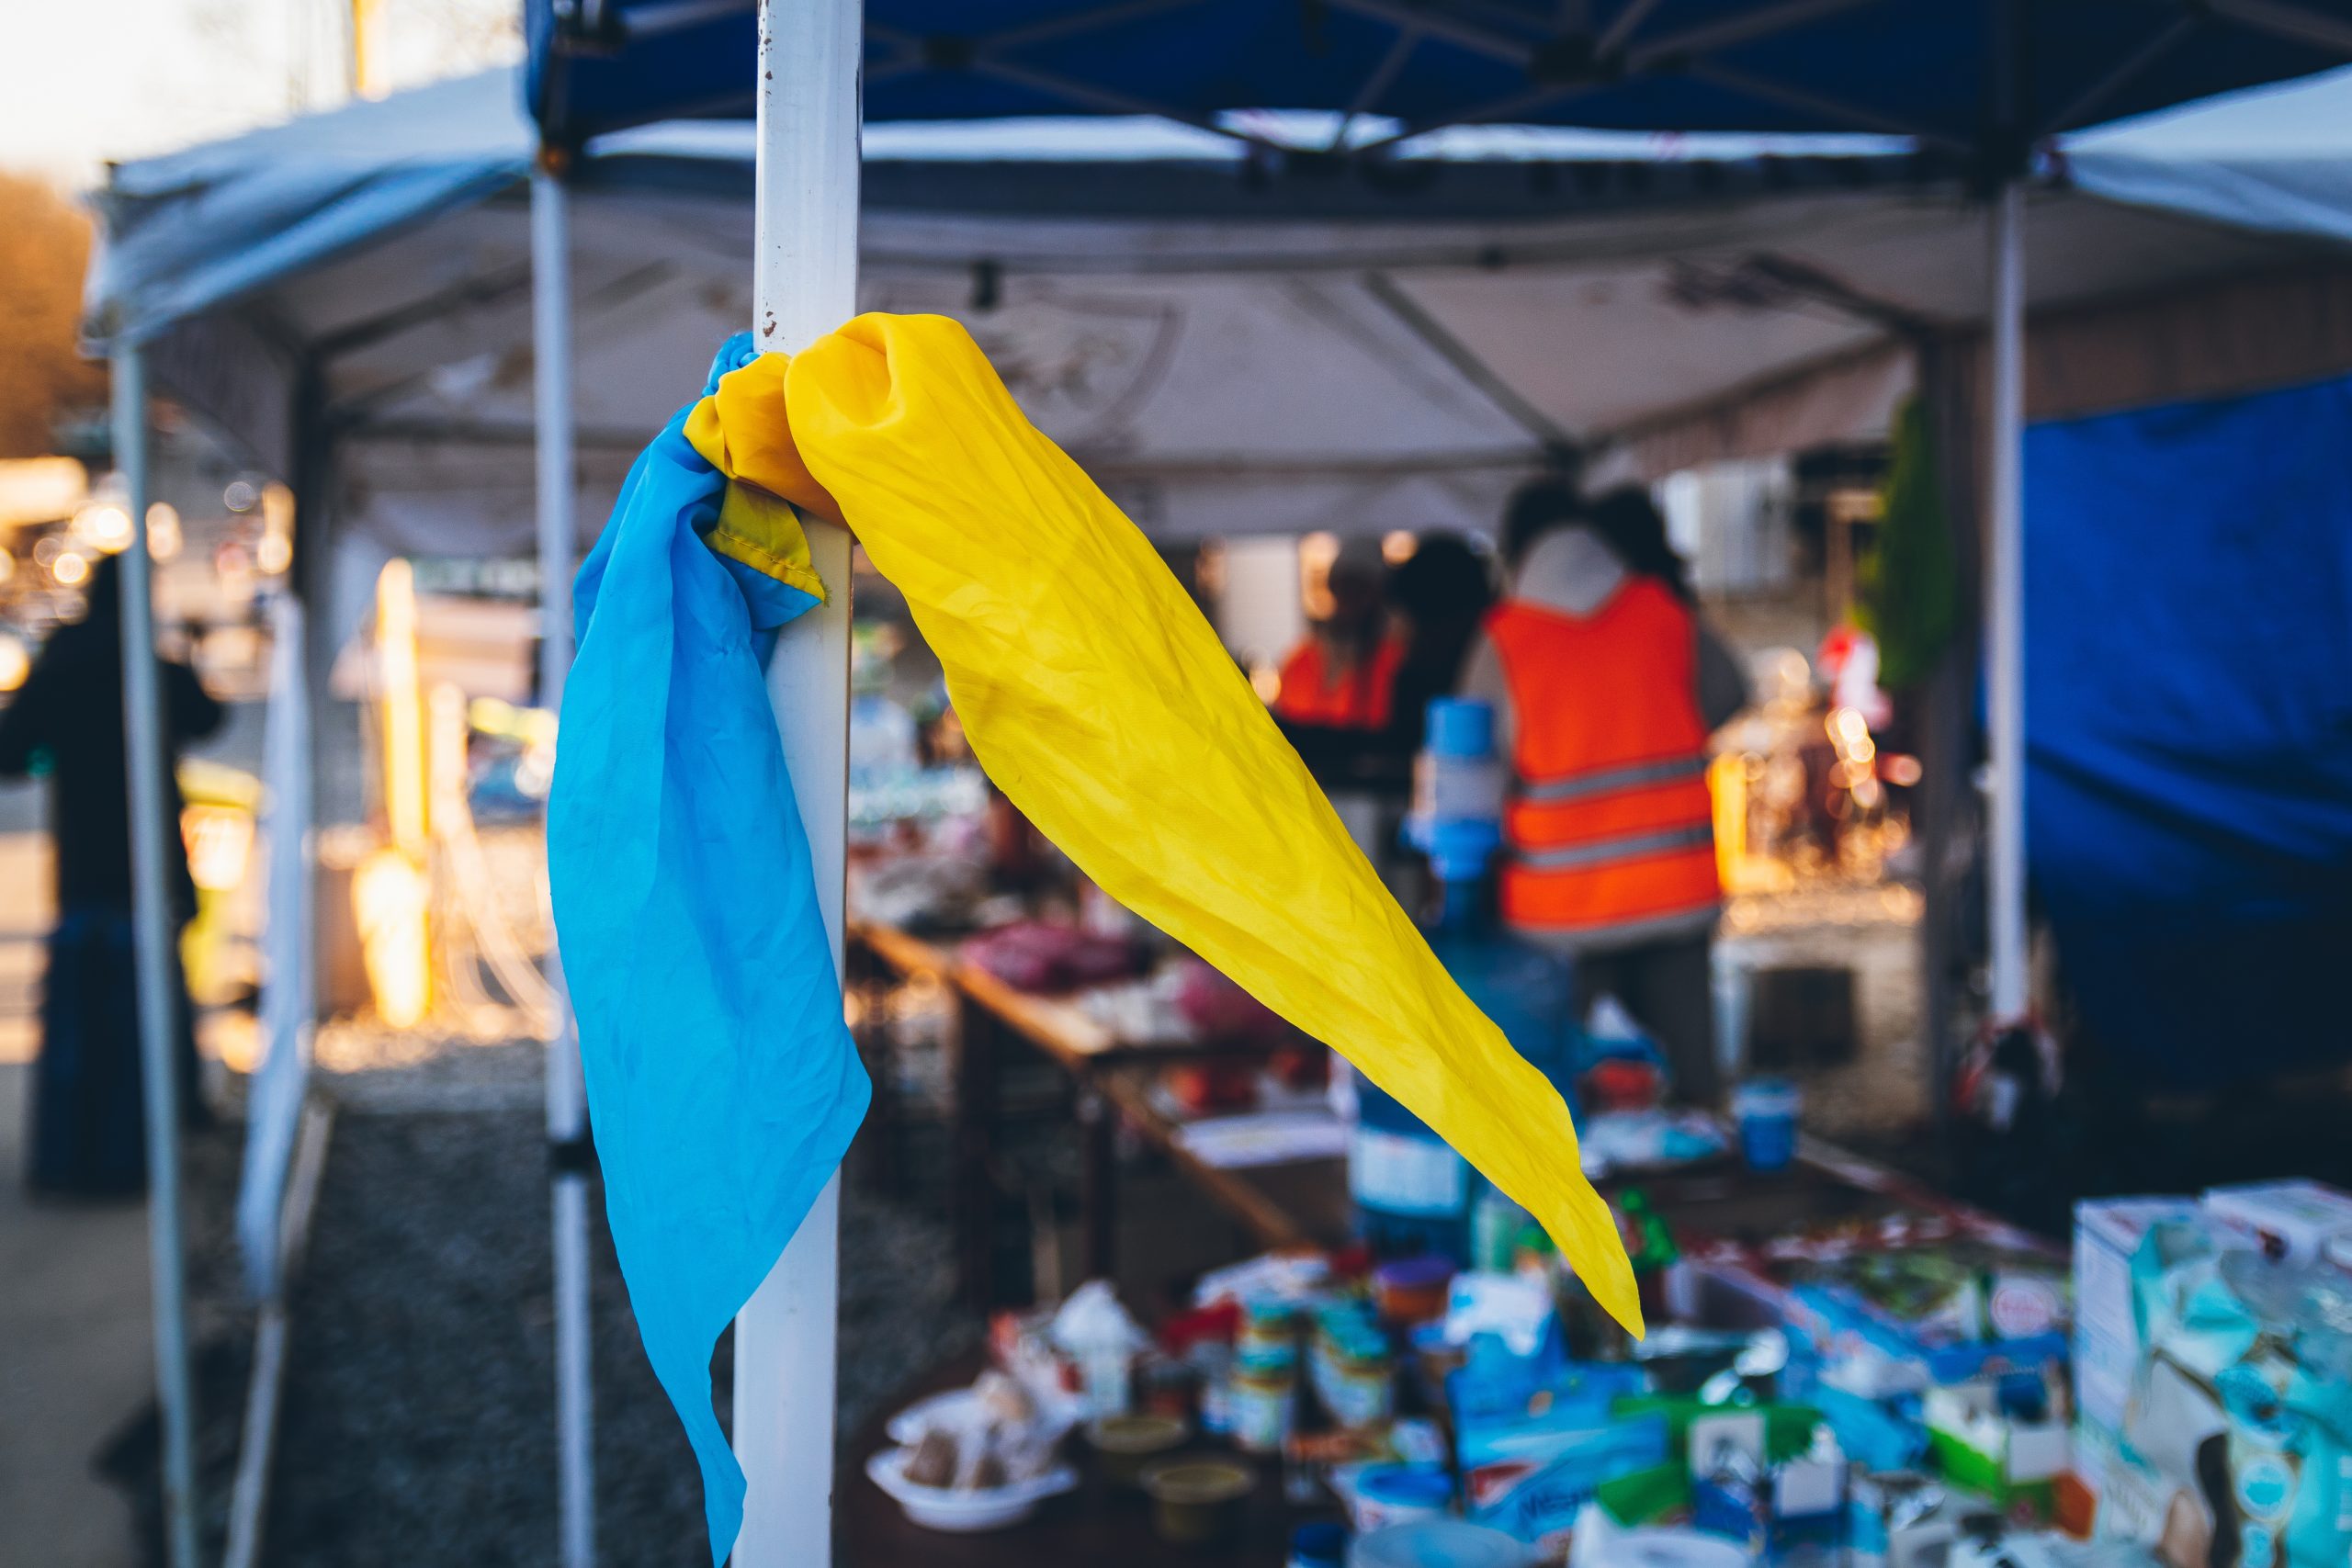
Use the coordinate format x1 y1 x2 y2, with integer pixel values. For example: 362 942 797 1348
685 313 1642 1337
683 380 834 603
704 482 829 604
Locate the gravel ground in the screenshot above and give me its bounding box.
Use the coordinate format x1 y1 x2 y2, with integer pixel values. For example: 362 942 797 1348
107 1071 975 1566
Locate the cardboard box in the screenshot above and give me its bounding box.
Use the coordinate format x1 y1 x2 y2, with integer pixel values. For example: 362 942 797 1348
2200 1179 2352 1266
2075 1207 2352 1568
2074 1198 2201 1440
1927 1383 2071 1517
1459 1411 1670 1557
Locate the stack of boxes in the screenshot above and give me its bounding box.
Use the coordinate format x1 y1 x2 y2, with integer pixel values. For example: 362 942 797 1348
2071 1180 2352 1568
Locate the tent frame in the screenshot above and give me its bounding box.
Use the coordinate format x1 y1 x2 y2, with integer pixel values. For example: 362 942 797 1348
547 0 2352 153
111 344 202 1568
530 160 598 1568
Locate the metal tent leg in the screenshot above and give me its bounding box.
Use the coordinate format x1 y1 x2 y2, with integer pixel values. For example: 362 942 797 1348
533 162 596 1568
113 343 201 1568
1985 182 2029 1023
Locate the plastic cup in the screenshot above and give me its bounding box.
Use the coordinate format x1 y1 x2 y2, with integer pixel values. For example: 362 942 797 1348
1142 1458 1254 1546
1733 1078 1801 1172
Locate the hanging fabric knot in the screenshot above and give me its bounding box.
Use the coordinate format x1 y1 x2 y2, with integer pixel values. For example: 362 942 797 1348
552 313 1637 1567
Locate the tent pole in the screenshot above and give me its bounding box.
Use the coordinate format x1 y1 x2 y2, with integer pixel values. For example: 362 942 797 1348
732 2 859 1565
113 342 201 1568
1985 180 2028 1022
531 160 596 1568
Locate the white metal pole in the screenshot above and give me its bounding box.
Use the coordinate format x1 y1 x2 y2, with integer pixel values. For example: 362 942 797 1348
1985 181 2029 1021
113 343 201 1568
532 161 596 1568
732 1 860 1562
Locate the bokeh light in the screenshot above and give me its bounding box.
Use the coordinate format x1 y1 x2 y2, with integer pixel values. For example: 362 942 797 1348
147 503 182 561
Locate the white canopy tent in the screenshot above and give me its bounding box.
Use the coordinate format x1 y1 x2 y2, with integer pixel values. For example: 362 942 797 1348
84 56 2352 1568
89 69 2327 625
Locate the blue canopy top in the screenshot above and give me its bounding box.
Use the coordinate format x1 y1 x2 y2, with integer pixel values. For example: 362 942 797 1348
527 0 2352 156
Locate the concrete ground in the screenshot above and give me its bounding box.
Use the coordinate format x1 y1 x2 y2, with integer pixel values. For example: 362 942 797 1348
0 817 149 1568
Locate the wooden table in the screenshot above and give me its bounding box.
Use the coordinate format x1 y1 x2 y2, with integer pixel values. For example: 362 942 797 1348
846 915 2054 1311
846 918 1312 1305
834 927 2057 1567
1091 1088 2058 1280
839 1348 1329 1568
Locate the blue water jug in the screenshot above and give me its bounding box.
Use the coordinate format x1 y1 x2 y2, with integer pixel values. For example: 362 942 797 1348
1349 699 1577 1262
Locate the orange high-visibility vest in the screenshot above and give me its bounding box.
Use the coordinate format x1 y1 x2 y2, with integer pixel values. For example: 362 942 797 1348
1487 578 1720 933
1273 634 1405 729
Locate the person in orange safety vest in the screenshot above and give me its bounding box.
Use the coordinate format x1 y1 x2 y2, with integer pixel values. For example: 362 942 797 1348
1273 536 1407 731
1459 482 1749 1106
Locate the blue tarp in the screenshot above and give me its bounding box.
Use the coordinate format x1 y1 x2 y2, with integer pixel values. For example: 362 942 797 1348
527 0 2352 151
2026 371 2352 1088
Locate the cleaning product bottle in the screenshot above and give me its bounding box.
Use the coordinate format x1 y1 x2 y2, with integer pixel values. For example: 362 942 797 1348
1349 698 1576 1262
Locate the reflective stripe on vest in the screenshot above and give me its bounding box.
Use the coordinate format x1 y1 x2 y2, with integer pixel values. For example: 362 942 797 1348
1511 822 1714 872
1486 579 1720 934
1514 753 1711 806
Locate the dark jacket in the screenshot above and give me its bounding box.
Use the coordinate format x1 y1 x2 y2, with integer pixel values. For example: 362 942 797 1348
0 578 222 917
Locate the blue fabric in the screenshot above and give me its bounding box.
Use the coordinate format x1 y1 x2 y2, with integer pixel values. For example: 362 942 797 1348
548 335 869 1562
526 0 2352 150
2025 371 2352 1088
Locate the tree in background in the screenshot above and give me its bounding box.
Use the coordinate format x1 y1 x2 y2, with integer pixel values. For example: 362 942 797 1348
0 175 107 459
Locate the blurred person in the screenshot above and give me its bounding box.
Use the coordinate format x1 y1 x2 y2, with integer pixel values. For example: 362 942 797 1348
1272 536 1403 731
1280 531 1496 793
1462 482 1748 1105
0 554 220 1194
1384 533 1496 747
1274 534 1491 893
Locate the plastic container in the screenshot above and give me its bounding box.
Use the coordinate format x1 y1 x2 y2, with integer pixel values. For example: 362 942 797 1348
1356 702 1575 1262
1351 916 1574 1259
1733 1078 1801 1171
1581 1527 1752 1568
1239 1296 1304 1355
1143 1458 1254 1547
1087 1413 1188 1489
1193 1340 1236 1436
1292 1520 1351 1568
865 1448 1079 1533
1470 1184 1531 1274
1321 1340 1396 1429
1232 1348 1298 1454
1350 1519 1530 1568
1350 1464 1455 1533
1374 1256 1456 1326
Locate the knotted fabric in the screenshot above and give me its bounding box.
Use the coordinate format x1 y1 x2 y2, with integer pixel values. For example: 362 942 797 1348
555 317 1639 1564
